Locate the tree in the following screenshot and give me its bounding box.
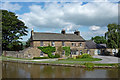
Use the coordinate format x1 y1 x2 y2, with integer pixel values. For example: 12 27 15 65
105 23 120 48
2 10 28 51
91 36 107 44
25 38 30 48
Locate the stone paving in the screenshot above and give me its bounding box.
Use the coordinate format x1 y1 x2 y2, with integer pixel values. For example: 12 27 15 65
93 55 120 63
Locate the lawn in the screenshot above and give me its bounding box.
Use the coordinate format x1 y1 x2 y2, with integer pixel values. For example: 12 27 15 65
60 58 102 61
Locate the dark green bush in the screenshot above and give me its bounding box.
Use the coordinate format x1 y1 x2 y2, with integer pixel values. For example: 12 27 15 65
84 62 94 68
63 47 70 56
54 53 60 58
33 57 49 59
38 46 56 58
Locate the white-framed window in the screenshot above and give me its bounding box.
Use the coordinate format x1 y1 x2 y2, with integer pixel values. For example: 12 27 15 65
76 50 79 55
87 50 90 54
28 54 31 57
51 41 55 46
52 52 55 55
40 52 44 56
72 43 76 46
62 41 65 46
80 50 82 55
80 43 82 47
40 41 43 46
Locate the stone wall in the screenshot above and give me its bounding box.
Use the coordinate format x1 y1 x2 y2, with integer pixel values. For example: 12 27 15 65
3 47 48 59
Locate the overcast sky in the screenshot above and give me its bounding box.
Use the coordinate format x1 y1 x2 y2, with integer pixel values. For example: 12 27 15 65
1 0 119 41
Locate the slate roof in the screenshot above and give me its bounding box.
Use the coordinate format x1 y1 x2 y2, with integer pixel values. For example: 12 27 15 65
31 32 85 41
86 40 97 49
86 40 106 49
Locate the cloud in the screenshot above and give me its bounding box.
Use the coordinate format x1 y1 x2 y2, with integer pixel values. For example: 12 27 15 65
89 25 100 31
1 2 22 11
19 2 118 31
81 27 107 39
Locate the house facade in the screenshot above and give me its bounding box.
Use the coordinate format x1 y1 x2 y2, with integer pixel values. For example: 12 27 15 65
30 29 88 57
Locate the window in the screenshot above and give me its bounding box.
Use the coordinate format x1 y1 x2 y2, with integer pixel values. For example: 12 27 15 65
28 54 31 57
62 51 65 55
51 41 55 46
40 52 43 56
76 50 79 55
87 50 90 54
80 50 82 55
62 41 65 46
80 43 82 47
40 41 43 46
72 43 76 46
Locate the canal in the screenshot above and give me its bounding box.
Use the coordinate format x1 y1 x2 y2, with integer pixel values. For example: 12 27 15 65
1 62 119 78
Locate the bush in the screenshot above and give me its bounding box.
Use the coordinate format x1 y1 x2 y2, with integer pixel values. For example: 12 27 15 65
63 47 70 56
76 55 82 58
38 46 56 58
84 63 94 68
33 57 49 59
82 53 92 58
73 56 76 59
54 53 60 58
77 53 92 59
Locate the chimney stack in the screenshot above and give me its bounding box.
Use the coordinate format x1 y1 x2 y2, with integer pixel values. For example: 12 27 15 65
74 30 80 36
61 29 65 34
31 28 34 36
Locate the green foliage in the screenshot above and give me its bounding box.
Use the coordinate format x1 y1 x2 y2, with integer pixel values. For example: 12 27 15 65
38 46 56 58
25 38 30 48
76 55 83 58
2 10 28 51
63 47 70 56
84 63 94 68
91 36 107 44
33 57 49 59
54 53 60 58
81 53 92 58
73 56 76 59
76 53 92 59
105 23 120 48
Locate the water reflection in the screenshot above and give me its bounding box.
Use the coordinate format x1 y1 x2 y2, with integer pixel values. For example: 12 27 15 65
2 62 119 78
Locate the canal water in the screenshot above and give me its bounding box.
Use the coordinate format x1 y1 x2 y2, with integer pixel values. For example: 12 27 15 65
1 62 119 78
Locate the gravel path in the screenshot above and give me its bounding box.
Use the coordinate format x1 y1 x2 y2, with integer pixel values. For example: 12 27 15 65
93 55 120 63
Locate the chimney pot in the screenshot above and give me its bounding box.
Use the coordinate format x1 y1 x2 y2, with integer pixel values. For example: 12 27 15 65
61 29 65 34
74 30 80 36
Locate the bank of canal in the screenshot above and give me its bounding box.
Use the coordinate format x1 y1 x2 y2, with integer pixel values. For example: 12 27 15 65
2 61 119 78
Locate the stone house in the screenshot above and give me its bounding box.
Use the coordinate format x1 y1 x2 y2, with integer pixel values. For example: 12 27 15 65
30 29 111 57
3 29 119 59
30 29 86 57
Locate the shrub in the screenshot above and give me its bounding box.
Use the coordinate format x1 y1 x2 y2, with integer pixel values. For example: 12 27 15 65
76 53 92 59
84 63 94 68
54 53 60 58
63 47 70 56
38 46 56 58
81 53 92 58
76 55 83 58
33 57 49 59
73 56 76 59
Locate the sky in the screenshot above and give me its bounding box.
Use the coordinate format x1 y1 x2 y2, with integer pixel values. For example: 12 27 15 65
1 0 119 41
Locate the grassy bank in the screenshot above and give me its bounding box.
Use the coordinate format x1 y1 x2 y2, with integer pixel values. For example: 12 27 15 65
2 56 120 68
60 58 102 61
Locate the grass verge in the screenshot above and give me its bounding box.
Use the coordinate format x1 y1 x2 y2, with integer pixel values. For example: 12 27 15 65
60 58 102 61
